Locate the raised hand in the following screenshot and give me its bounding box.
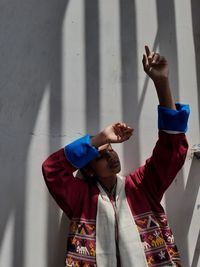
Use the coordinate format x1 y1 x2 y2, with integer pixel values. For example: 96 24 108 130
142 45 169 83
142 45 176 109
91 123 134 148
102 123 134 143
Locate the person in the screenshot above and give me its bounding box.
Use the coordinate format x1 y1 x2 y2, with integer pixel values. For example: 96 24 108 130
42 46 190 267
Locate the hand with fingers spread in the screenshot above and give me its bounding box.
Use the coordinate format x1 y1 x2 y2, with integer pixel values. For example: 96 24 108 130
91 123 134 148
142 45 169 83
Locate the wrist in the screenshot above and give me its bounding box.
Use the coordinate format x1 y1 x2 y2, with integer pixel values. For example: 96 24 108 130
153 76 169 87
90 132 108 148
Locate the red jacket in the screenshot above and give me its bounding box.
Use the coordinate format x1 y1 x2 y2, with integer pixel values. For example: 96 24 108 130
42 131 188 267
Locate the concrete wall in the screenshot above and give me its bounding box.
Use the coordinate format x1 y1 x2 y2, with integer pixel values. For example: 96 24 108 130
0 0 199 266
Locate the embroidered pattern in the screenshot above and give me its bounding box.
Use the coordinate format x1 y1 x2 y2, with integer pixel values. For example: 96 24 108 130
134 212 181 267
65 213 181 266
65 218 96 267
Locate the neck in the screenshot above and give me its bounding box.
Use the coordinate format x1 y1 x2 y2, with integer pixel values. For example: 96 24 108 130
98 174 117 192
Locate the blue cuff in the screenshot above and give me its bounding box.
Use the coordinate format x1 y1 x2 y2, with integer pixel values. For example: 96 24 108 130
158 103 190 133
64 134 100 168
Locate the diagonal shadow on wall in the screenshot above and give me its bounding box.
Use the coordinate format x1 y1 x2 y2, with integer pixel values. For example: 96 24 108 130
177 157 200 267
84 0 100 135
0 0 69 267
155 1 191 266
55 1 101 266
191 229 200 267
191 0 200 266
46 1 70 267
119 0 140 173
191 0 200 134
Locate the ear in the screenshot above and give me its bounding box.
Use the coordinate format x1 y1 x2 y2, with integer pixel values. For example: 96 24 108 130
85 168 95 177
81 166 95 177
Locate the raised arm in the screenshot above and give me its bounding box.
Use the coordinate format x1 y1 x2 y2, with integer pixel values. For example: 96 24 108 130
142 45 190 133
128 46 190 201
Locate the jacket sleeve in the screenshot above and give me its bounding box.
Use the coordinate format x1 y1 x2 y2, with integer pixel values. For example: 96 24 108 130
130 103 190 202
42 134 99 218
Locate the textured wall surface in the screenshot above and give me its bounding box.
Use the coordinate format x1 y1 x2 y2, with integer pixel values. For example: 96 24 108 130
0 0 199 266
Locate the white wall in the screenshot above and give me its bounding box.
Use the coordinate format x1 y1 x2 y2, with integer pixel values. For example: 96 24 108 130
0 0 199 266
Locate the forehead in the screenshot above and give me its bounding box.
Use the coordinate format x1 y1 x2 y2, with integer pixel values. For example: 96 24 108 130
98 143 112 152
